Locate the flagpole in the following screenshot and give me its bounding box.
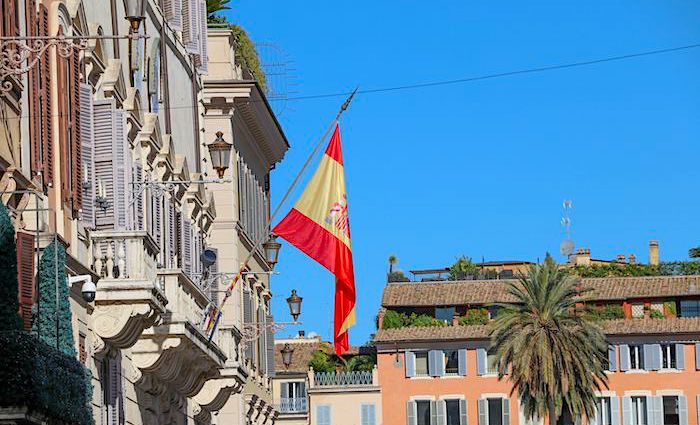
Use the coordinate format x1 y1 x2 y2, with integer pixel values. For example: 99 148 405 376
206 88 358 341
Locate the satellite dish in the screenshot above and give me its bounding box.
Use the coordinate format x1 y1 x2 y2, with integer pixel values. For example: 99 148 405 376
560 239 575 256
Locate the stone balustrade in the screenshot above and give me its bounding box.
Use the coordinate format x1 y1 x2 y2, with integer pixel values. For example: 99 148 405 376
91 230 159 281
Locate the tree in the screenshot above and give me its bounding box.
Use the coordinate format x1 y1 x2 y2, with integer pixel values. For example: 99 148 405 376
448 255 477 280
0 203 22 332
490 255 607 425
309 348 336 373
206 0 231 20
689 247 700 258
388 254 397 274
32 239 76 356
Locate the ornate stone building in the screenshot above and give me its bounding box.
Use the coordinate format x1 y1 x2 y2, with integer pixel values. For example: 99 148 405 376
0 0 286 424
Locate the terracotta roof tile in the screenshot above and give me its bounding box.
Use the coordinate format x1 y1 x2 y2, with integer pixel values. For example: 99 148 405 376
274 339 319 374
373 318 700 344
381 276 700 307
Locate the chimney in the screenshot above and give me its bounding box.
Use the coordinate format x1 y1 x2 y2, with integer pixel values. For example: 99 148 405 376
298 330 305 338
616 254 626 263
649 240 659 266
629 254 636 265
575 248 591 266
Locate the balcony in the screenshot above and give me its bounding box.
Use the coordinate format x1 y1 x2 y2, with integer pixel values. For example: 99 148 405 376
131 269 227 398
0 332 92 425
278 397 308 414
307 367 380 394
90 230 167 355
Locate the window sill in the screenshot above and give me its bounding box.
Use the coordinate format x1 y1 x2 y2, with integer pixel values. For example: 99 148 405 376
409 376 433 380
441 375 465 379
624 370 649 374
657 369 682 374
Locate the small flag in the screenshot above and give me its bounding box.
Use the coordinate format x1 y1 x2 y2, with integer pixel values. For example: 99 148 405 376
273 124 356 354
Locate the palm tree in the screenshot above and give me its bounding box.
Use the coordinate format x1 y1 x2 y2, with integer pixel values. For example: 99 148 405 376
388 254 397 274
489 255 608 425
206 0 231 20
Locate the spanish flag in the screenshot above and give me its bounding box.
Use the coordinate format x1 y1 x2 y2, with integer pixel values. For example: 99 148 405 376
273 124 356 354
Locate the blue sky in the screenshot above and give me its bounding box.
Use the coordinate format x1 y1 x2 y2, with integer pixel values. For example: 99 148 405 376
220 1 700 346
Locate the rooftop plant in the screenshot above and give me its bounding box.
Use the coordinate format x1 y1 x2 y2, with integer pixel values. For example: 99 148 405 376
381 310 446 329
458 308 489 326
586 304 625 321
568 261 700 278
448 256 478 280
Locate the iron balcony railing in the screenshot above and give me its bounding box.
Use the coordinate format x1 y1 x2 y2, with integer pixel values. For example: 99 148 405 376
279 397 307 413
313 370 374 387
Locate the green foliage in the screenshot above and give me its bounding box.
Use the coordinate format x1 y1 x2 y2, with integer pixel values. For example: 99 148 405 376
664 301 677 317
387 270 410 282
569 262 700 278
380 309 446 329
229 24 267 92
689 247 700 258
206 0 231 18
309 349 336 373
449 256 478 280
0 331 93 425
650 309 664 319
587 304 625 321
458 308 489 325
345 353 376 372
0 203 22 332
33 240 75 357
490 254 607 425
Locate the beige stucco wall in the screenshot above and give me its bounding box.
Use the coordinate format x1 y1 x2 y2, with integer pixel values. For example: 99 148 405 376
309 390 382 425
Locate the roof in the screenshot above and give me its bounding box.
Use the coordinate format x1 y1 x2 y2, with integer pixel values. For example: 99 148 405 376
274 339 319 374
373 318 700 344
381 276 700 307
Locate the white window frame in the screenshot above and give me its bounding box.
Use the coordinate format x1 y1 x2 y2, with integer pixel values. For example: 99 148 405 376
630 345 644 370
414 351 429 377
660 344 677 370
631 396 647 425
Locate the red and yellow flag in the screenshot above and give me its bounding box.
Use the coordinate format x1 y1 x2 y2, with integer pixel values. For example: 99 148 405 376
273 124 356 354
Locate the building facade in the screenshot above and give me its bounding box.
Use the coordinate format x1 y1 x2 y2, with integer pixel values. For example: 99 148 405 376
271 336 382 425
374 273 700 425
0 0 286 423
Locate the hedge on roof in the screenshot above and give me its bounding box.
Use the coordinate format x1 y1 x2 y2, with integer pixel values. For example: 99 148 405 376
381 310 447 329
0 331 93 425
568 262 700 277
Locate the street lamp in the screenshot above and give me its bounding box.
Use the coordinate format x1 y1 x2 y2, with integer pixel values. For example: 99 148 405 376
286 289 302 322
263 234 281 268
280 343 294 369
125 0 147 30
207 131 233 179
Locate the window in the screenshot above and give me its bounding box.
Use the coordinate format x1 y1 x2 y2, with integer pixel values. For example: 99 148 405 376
596 397 613 425
444 349 459 375
237 161 270 244
487 352 499 374
630 345 644 370
446 400 461 425
416 400 431 425
316 405 331 425
415 352 429 376
436 306 455 324
361 403 376 425
679 300 700 318
631 397 647 425
488 398 504 425
662 396 679 425
631 303 645 318
488 305 501 319
661 344 677 369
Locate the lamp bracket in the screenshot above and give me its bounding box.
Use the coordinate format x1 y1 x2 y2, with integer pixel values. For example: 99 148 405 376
239 321 301 350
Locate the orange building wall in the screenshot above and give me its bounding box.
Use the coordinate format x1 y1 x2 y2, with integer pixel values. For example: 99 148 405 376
378 344 700 425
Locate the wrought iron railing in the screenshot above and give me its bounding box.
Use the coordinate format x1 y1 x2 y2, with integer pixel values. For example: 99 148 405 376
279 397 307 413
313 370 374 387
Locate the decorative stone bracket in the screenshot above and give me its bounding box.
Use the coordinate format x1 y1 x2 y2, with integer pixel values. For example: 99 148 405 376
192 364 247 419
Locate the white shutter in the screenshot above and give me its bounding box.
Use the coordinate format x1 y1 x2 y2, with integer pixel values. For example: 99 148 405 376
407 401 417 425
93 100 116 229
265 314 275 376
610 397 620 425
163 0 182 30
478 399 488 425
113 109 130 230
182 0 199 54
166 199 176 268
152 192 162 250
196 0 208 74
182 218 192 276
679 396 688 425
79 83 95 228
436 400 446 425
459 400 468 425
132 163 144 231
502 399 510 425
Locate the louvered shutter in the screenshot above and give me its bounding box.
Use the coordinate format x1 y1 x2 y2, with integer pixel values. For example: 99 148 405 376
93 100 117 229
56 41 71 205
79 83 95 227
608 345 617 371
132 164 144 230
675 344 685 369
405 351 415 377
458 349 468 375
28 0 41 182
243 289 253 361
182 218 192 275
619 345 630 371
106 355 122 425
151 192 162 250
436 400 446 425
163 0 182 30
695 344 700 370
182 0 199 53
610 397 620 425
502 399 510 425
477 348 487 375
266 314 275 376
258 307 266 374
195 0 208 74
70 51 83 211
113 110 130 230
39 5 53 185
459 400 468 425
167 200 176 268
407 401 417 425
679 396 688 425
643 345 654 371
621 397 632 425
651 397 663 425
478 399 487 425
16 232 35 331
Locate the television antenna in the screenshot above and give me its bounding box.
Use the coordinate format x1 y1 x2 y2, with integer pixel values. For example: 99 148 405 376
560 200 575 257
255 42 300 119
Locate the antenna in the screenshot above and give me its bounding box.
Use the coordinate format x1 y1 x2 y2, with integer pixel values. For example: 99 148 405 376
255 41 300 119
560 200 575 257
